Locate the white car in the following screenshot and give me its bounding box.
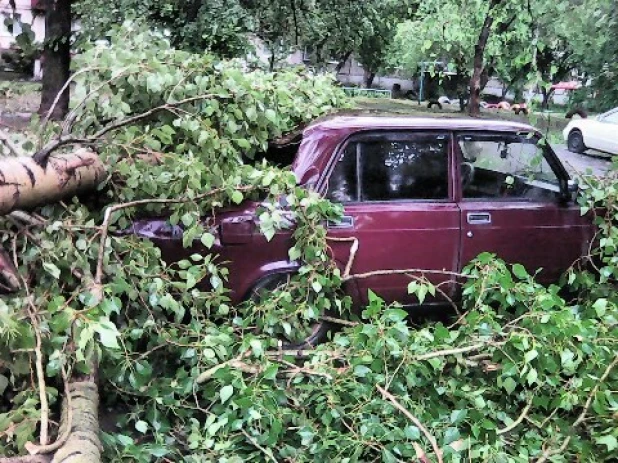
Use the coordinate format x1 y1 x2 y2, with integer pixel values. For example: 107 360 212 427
563 107 618 155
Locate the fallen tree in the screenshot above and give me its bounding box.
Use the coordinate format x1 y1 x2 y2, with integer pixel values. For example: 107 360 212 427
1 23 617 463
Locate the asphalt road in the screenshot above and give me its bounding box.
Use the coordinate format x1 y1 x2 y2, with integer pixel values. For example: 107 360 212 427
552 145 612 177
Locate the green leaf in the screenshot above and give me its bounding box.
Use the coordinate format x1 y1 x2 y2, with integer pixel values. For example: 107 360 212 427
43 262 61 279
512 264 528 279
201 232 215 248
135 420 148 434
503 377 517 395
220 384 234 403
524 350 538 363
231 190 243 204
93 320 120 349
596 435 618 451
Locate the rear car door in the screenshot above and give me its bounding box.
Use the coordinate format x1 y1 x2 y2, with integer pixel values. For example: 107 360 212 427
322 131 460 305
456 131 593 284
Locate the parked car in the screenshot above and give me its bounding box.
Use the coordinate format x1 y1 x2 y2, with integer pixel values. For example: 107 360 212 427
130 116 594 344
564 107 618 155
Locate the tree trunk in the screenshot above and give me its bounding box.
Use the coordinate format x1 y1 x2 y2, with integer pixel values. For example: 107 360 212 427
335 51 352 74
0 380 101 463
0 150 105 216
49 380 101 463
467 0 502 117
541 87 554 110
363 70 376 89
38 0 72 121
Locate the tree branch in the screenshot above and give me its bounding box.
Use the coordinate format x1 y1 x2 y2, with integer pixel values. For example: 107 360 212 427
33 94 224 166
497 396 534 435
376 384 443 463
535 354 618 463
94 185 255 295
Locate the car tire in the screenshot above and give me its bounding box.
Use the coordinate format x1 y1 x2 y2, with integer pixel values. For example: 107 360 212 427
567 130 587 154
247 272 333 350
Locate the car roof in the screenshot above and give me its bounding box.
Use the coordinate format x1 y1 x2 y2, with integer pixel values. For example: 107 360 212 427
306 115 537 133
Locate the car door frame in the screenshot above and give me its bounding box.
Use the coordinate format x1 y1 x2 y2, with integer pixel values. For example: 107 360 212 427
315 128 462 306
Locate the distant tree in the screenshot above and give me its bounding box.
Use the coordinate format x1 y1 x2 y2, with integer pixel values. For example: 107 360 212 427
566 0 618 111
75 0 251 58
390 0 580 115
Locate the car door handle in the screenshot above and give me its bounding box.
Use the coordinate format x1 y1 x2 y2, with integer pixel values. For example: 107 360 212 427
327 216 354 228
467 212 491 225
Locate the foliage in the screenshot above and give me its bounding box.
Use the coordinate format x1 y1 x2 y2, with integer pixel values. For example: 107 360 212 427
2 21 618 463
566 0 618 111
0 23 347 457
75 0 251 58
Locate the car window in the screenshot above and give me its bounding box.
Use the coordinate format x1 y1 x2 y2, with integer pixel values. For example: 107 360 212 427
326 133 449 202
458 133 560 201
603 111 618 124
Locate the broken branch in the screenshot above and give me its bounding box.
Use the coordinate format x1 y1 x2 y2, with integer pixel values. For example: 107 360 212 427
376 384 443 463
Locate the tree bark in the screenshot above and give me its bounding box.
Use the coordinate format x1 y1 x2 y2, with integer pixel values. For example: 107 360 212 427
0 380 101 463
0 150 105 216
541 87 554 110
335 51 352 74
38 0 72 121
467 0 502 117
49 381 101 463
363 70 376 89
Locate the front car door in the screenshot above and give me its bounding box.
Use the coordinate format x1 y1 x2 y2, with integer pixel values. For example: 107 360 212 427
322 130 460 305
456 131 593 284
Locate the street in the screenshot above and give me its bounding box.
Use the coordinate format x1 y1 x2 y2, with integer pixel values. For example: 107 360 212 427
552 144 613 177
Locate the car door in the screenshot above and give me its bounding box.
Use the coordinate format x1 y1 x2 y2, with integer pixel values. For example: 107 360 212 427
456 131 593 284
596 110 618 154
322 131 460 305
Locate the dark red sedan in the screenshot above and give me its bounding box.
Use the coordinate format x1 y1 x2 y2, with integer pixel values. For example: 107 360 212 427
132 116 593 317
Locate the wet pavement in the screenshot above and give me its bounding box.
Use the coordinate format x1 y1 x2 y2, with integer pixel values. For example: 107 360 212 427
552 145 612 177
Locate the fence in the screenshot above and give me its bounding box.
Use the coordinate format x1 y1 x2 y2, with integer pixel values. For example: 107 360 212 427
342 87 392 99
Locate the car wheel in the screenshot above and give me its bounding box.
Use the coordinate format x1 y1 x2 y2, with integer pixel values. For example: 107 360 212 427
247 273 333 350
567 130 587 154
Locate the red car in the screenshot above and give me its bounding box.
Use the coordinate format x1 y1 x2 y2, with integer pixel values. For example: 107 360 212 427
131 116 593 324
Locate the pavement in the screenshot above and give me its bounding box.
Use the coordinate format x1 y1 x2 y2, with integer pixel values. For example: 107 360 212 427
552 144 612 178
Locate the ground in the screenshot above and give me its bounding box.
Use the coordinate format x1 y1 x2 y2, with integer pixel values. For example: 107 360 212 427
553 145 611 177
0 80 613 177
